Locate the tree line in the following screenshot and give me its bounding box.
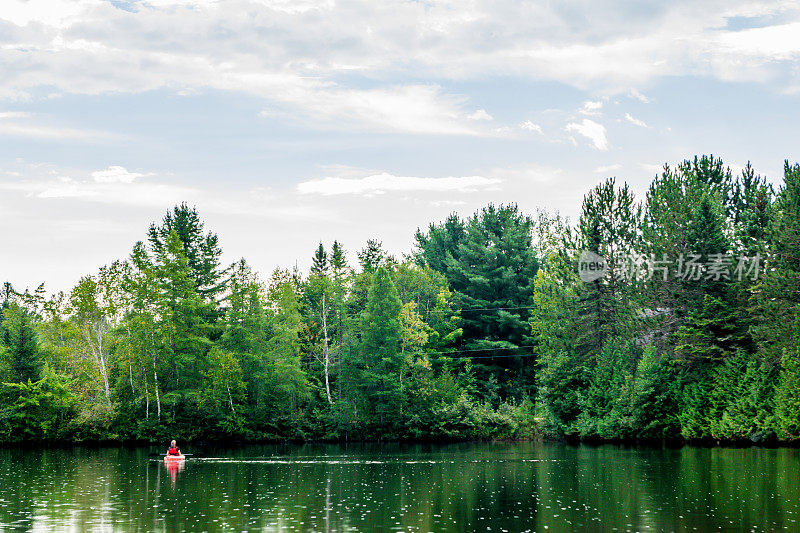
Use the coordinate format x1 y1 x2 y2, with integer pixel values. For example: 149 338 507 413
1 154 798 444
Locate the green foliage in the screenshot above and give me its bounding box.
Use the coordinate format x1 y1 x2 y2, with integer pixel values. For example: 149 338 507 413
148 202 224 304
358 267 403 429
630 344 678 439
575 339 634 439
357 239 387 273
0 365 74 441
415 204 539 400
577 178 640 350
263 280 310 426
0 303 43 383
0 158 795 445
753 162 800 362
311 242 328 276
537 352 588 436
774 343 800 438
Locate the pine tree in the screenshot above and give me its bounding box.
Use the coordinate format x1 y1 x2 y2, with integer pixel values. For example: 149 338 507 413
631 344 678 439
220 259 268 409
753 162 800 363
678 155 736 218
330 240 348 276
415 204 539 400
265 281 309 424
0 303 42 383
577 179 640 354
148 203 225 305
575 338 634 439
774 343 800 438
311 243 328 276
732 163 773 257
357 239 386 273
413 213 467 273
153 230 209 395
359 267 403 429
641 158 734 347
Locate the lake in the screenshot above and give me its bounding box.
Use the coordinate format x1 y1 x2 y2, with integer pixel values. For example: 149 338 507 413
0 442 798 531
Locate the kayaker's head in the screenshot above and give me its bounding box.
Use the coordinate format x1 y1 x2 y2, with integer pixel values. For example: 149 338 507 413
170 440 177 447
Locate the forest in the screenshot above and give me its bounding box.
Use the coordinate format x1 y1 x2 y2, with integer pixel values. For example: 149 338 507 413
1 154 799 444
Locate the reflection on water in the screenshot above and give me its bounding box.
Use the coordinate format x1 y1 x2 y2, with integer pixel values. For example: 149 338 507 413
165 457 185 487
0 442 798 531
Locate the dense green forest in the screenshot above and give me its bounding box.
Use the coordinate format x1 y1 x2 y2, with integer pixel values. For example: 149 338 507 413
1 155 799 444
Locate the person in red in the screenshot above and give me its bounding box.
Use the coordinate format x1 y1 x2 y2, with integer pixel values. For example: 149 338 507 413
166 440 183 457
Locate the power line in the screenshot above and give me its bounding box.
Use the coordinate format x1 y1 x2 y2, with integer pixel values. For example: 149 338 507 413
422 305 537 314
430 352 537 361
422 345 537 356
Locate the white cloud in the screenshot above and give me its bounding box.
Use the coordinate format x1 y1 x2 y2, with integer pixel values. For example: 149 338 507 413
0 0 797 139
38 176 99 199
594 164 622 173
0 0 102 28
0 111 31 119
91 166 151 184
629 88 650 103
0 161 326 220
580 100 604 115
519 120 543 134
255 82 490 135
297 172 502 196
466 109 493 121
624 113 648 128
0 122 110 141
565 119 609 150
0 169 196 206
486 163 563 184
715 21 800 60
430 199 467 207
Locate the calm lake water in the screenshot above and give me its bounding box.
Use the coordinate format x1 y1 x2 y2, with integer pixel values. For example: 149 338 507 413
0 442 798 531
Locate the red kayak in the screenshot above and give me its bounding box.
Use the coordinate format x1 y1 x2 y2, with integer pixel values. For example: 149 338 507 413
164 454 185 461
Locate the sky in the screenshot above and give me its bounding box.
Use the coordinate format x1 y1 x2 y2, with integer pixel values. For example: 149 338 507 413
1 0 799 292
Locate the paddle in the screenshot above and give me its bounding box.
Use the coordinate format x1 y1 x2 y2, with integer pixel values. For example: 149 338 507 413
148 452 197 457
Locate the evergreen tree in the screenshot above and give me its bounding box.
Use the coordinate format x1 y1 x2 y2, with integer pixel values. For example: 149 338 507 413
357 239 386 273
774 342 800 438
154 230 209 394
754 162 800 363
148 203 225 305
674 295 747 366
575 338 634 439
264 281 309 424
311 243 328 276
415 204 539 400
732 163 773 257
630 344 678 439
413 213 467 273
678 155 736 216
330 240 348 276
577 178 640 354
219 259 268 410
358 267 403 429
0 303 42 383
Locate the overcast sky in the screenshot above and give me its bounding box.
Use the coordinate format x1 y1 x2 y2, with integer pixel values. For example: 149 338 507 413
1 0 799 292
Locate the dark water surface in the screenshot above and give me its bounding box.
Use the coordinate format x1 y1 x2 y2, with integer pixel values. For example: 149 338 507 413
0 442 798 531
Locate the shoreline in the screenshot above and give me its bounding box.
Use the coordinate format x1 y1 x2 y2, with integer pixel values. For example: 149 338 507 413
3 434 800 449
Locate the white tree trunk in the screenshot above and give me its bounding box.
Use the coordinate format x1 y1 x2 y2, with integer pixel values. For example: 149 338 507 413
227 382 236 415
82 320 111 403
153 360 161 421
322 294 332 404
